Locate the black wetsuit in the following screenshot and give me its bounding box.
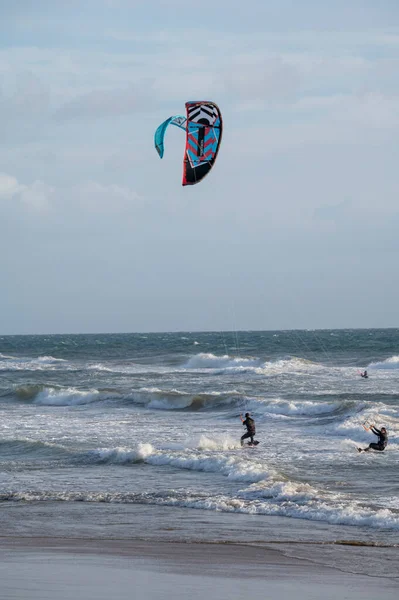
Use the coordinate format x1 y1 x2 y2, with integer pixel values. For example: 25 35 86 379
367 426 388 451
241 417 256 445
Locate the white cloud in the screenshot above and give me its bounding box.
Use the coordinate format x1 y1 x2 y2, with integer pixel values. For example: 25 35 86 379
1 24 399 131
55 84 155 120
71 181 141 212
0 174 53 211
18 181 54 211
0 173 24 198
0 173 141 215
0 70 50 113
221 56 302 104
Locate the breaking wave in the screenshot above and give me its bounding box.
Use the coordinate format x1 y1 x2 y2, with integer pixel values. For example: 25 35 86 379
2 473 398 531
369 356 399 370
182 353 321 376
184 353 261 370
0 355 71 372
12 384 111 406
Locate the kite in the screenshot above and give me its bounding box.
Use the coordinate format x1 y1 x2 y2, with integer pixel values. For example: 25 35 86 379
154 101 223 186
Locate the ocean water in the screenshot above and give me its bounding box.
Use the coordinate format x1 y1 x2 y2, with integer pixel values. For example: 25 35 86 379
0 329 398 574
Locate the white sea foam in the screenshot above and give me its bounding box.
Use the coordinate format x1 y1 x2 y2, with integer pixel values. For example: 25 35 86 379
325 411 399 441
184 353 260 370
128 387 193 410
145 476 399 530
232 396 346 423
83 444 271 482
196 435 239 451
36 355 66 363
254 357 321 375
3 487 399 531
0 355 71 371
246 478 325 503
33 387 101 406
134 446 273 483
128 387 241 410
148 396 196 410
88 363 115 372
259 398 341 417
89 443 154 464
88 362 154 374
369 355 399 370
185 494 399 530
184 354 321 375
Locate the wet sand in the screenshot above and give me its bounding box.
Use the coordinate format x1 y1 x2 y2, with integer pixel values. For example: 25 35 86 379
0 537 398 600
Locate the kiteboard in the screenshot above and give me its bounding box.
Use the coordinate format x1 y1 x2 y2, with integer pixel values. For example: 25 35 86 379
355 446 386 455
245 441 259 448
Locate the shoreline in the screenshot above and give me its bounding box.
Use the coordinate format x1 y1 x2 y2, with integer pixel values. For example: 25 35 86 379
1 500 398 579
0 536 398 600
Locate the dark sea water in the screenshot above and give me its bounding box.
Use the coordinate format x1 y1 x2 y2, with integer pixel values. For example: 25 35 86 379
0 329 398 576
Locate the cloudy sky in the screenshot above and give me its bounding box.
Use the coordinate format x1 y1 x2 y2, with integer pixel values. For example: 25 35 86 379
1 1 399 334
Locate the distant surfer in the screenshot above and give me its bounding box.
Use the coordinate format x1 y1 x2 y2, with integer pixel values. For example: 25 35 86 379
360 370 368 378
240 412 258 446
358 424 388 452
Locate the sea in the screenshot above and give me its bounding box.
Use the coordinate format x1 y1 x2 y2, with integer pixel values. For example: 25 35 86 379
0 329 398 576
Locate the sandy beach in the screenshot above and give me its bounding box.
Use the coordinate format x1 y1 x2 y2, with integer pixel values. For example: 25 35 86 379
0 537 398 600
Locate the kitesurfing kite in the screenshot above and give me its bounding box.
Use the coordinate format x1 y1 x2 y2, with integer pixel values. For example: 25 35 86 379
154 101 223 186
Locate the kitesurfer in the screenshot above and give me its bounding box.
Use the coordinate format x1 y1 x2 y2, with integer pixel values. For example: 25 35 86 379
358 424 388 452
360 370 368 378
240 412 256 446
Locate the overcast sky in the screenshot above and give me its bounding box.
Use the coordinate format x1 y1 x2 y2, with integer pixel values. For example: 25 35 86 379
1 1 399 334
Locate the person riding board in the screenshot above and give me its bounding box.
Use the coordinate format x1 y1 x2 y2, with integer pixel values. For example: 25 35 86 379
240 412 257 446
360 370 368 378
358 423 388 452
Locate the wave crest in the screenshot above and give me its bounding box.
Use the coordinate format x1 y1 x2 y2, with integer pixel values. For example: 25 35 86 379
369 355 399 370
184 353 260 370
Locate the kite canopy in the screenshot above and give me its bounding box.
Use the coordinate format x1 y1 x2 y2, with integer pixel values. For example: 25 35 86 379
154 101 223 186
183 101 223 186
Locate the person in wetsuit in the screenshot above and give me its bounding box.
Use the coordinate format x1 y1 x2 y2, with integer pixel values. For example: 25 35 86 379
360 370 368 378
240 412 256 446
358 425 388 452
